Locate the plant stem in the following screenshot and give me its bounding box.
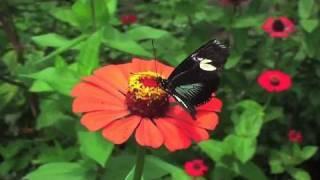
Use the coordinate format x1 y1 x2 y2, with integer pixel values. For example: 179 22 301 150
263 94 273 110
133 146 145 180
90 0 96 31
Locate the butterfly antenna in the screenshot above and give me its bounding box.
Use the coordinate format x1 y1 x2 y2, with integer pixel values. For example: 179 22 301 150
151 40 160 77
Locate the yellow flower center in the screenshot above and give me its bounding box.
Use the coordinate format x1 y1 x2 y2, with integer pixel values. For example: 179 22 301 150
126 71 169 118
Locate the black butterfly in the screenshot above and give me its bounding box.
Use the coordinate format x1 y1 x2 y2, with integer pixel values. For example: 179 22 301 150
158 39 229 119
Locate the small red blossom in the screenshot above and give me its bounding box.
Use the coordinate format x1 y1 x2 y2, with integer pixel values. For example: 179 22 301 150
288 129 303 143
220 0 248 6
262 17 295 38
184 159 208 177
120 14 137 25
257 70 292 93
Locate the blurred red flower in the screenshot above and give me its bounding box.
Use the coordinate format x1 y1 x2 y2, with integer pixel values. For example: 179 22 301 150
72 58 222 152
184 159 208 177
120 14 137 25
288 129 303 143
257 70 292 93
262 17 295 38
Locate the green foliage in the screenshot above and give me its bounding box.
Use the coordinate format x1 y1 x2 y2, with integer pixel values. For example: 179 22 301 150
77 31 102 75
1 0 319 179
24 162 92 180
78 131 114 167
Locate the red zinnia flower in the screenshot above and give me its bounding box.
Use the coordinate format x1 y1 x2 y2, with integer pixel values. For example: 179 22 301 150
120 14 137 25
288 129 303 144
184 159 208 177
262 17 295 38
220 0 248 6
72 58 222 152
257 70 292 93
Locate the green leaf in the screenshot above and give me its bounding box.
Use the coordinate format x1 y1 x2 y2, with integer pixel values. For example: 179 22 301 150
30 80 54 92
298 0 314 19
300 146 318 160
239 162 268 180
124 167 135 180
103 155 135 179
93 0 111 26
102 26 152 57
269 159 284 174
37 34 88 63
0 83 19 110
233 100 264 137
50 7 79 27
225 52 241 69
36 97 73 129
198 139 232 162
126 25 170 41
32 33 71 48
78 131 114 167
225 135 257 163
71 0 110 29
105 0 117 16
211 164 236 180
35 144 78 164
2 50 18 73
104 155 167 180
146 156 189 180
233 15 265 28
0 140 29 159
71 0 92 29
300 19 319 33
124 166 145 180
0 159 15 176
203 5 224 21
25 63 79 96
77 31 102 75
24 162 91 180
288 168 311 180
264 106 284 122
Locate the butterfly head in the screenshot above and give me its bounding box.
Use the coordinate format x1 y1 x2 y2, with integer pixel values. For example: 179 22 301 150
156 77 168 91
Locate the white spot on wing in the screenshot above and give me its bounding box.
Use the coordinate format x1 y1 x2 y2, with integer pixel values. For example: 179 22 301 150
213 39 226 48
199 59 216 71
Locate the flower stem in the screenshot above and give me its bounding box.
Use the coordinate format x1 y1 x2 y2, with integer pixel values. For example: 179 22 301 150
133 146 145 180
263 94 273 110
90 0 96 31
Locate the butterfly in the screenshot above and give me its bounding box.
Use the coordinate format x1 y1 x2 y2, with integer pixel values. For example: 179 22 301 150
158 39 229 119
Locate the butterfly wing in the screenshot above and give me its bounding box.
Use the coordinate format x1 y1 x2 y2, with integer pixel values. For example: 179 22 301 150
163 39 229 118
167 39 228 81
172 82 212 117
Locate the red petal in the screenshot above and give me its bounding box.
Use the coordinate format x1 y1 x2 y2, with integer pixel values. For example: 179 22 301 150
135 118 164 148
93 64 128 93
155 117 191 151
196 112 219 130
262 18 275 32
72 82 117 98
167 116 209 142
153 60 174 78
83 76 125 100
72 96 126 113
102 115 141 144
167 105 195 123
81 110 130 131
197 98 223 112
270 32 289 38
